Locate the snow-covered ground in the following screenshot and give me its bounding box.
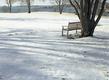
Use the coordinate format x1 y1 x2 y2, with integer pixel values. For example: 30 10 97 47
0 12 109 80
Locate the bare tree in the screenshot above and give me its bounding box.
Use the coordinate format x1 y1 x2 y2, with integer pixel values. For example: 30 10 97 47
69 0 107 37
6 0 15 13
26 0 31 13
21 0 34 13
55 0 69 14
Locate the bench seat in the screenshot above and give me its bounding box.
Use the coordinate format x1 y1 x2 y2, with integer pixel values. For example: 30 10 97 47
62 22 82 38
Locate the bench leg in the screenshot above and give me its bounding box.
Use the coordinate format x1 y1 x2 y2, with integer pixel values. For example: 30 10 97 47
62 28 64 36
76 29 77 34
67 30 69 38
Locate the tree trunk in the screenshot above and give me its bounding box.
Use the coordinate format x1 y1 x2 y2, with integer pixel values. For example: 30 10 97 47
81 21 96 37
28 0 31 13
59 0 64 14
9 0 12 13
59 5 64 14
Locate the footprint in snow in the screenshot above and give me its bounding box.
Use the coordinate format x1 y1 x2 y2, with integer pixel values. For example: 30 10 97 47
101 69 109 80
0 75 3 80
105 71 109 80
62 78 66 80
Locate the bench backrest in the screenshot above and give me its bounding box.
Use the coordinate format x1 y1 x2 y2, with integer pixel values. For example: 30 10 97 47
68 22 82 30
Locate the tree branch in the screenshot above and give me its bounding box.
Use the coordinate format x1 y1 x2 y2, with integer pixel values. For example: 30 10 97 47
74 0 80 9
69 0 80 19
91 0 99 20
95 0 106 26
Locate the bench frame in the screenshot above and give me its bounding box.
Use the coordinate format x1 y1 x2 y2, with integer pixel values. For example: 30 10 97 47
62 22 82 38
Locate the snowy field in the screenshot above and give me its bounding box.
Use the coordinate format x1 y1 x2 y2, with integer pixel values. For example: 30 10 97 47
0 12 109 80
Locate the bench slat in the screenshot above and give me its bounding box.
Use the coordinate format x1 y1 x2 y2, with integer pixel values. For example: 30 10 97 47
62 22 82 37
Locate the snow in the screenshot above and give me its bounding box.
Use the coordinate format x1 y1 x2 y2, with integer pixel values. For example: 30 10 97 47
0 12 109 80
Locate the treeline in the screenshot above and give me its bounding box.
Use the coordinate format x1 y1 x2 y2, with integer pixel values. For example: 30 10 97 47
0 5 74 13
1 0 109 15
6 0 34 13
3 0 71 13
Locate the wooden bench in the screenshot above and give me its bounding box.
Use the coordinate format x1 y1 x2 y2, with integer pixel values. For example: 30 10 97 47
62 22 82 38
